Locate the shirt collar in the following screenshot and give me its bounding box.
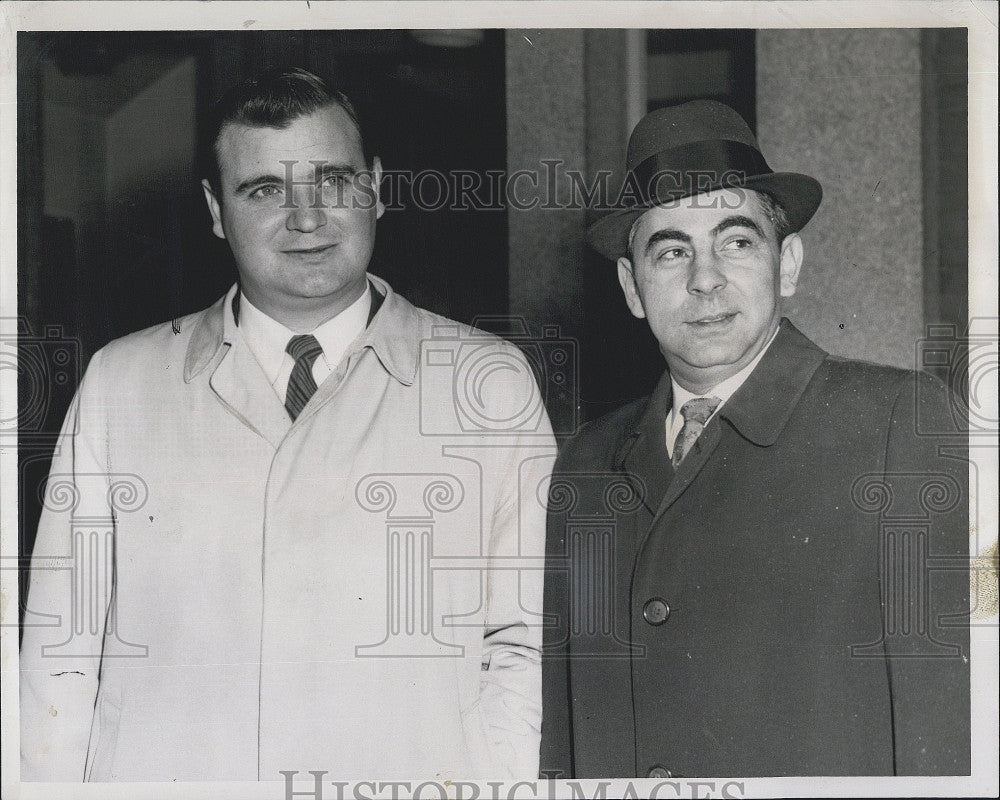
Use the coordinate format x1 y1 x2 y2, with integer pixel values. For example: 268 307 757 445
185 274 420 387
237 284 371 385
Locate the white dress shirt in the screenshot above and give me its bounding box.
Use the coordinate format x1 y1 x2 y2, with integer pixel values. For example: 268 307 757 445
665 325 781 457
238 286 372 404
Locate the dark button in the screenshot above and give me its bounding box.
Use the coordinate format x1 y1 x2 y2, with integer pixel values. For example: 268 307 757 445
642 598 670 625
648 765 673 778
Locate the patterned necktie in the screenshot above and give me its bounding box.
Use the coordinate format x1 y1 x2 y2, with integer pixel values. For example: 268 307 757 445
672 396 721 468
284 334 324 421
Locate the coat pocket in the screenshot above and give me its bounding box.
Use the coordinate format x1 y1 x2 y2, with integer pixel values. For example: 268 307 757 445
84 687 122 782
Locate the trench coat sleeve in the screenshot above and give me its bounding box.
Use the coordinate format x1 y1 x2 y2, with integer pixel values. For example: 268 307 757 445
21 351 113 781
882 370 971 774
477 381 554 779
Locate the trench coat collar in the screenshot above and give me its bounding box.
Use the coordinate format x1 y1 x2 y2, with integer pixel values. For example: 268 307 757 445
183 273 420 387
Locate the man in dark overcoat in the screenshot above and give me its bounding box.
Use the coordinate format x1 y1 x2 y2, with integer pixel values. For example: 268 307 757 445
541 100 970 778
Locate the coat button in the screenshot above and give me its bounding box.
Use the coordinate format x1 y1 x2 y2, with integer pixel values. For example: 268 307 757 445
648 765 673 778
642 598 670 625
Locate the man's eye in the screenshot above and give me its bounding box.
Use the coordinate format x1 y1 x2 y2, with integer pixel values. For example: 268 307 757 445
249 184 282 199
655 247 688 262
722 236 754 251
322 173 350 188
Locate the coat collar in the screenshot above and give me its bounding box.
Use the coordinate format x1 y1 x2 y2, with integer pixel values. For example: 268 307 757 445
717 318 827 446
182 290 229 383
615 318 827 470
615 318 828 540
183 274 419 386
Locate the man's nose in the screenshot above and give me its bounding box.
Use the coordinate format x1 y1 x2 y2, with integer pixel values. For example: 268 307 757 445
686 251 727 295
285 193 328 233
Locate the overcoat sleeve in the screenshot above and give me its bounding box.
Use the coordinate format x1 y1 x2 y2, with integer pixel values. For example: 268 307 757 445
539 450 574 779
477 356 555 779
883 370 970 774
21 350 114 781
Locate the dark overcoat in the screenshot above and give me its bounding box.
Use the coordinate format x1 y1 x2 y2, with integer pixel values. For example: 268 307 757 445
541 320 970 777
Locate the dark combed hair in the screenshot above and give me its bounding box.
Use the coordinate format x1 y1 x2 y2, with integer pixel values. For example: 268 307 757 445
754 191 792 244
201 66 368 191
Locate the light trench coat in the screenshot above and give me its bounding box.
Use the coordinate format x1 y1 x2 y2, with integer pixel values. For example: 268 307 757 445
21 275 555 782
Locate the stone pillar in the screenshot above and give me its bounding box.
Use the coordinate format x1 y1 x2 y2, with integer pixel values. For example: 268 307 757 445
507 30 651 428
757 29 924 370
505 30 588 434
506 29 587 338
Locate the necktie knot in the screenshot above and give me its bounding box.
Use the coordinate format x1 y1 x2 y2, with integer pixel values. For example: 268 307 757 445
672 396 721 468
286 334 323 365
680 396 721 425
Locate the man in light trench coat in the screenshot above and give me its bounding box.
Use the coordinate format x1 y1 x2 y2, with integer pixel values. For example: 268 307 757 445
21 67 554 782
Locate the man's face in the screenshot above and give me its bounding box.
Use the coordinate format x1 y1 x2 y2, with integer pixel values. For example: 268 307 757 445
202 105 383 325
618 188 803 393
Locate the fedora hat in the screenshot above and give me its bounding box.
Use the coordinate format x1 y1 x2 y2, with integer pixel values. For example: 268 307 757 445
587 99 822 260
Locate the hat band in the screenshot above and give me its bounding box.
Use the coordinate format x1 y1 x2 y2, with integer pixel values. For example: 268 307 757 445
629 139 773 207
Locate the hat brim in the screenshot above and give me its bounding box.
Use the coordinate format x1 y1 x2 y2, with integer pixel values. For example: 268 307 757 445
586 172 823 261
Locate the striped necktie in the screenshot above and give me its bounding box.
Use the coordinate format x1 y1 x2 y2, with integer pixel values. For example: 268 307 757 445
285 334 324 421
672 396 721 468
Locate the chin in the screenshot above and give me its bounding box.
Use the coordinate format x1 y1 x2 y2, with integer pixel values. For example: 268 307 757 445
678 342 750 370
292 274 361 297
674 330 737 355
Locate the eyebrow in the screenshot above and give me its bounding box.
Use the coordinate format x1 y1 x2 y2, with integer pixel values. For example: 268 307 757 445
233 174 284 196
315 162 359 182
643 229 691 257
232 163 359 197
712 215 767 239
642 215 767 256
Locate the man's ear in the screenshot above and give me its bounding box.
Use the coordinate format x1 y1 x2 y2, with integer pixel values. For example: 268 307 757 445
371 156 385 220
778 232 803 297
617 257 646 319
201 179 226 240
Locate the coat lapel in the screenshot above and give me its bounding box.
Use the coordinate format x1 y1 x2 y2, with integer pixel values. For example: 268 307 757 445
274 282 397 429
645 319 828 532
618 371 675 519
654 416 722 521
209 335 291 449
184 287 291 449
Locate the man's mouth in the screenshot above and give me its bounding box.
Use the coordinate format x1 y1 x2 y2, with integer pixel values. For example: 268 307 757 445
284 243 337 255
687 312 737 326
